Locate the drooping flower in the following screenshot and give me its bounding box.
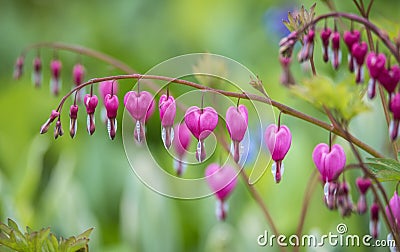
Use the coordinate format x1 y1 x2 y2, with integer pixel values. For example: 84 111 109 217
172 123 192 176
226 104 248 163
104 94 119 140
159 94 176 149
366 52 387 99
343 30 360 72
124 91 155 143
32 56 42 88
184 106 218 162
370 202 380 239
72 63 85 102
385 192 400 234
205 163 237 221
320 27 332 62
54 119 64 139
279 56 295 86
84 94 98 135
50 59 62 96
298 29 315 63
312 143 346 208
264 124 292 183
69 104 79 138
379 65 400 99
99 80 118 122
389 92 400 140
336 181 353 217
356 177 371 214
330 31 341 70
351 41 368 83
13 56 24 80
40 110 60 134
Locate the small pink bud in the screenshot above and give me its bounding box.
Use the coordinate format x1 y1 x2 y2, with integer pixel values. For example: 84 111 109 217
50 60 62 96
13 56 24 80
331 31 341 70
312 143 346 183
344 30 361 51
264 124 292 183
32 56 42 87
205 163 237 220
279 56 295 86
72 63 85 86
370 202 380 239
356 177 372 195
69 105 79 138
336 181 353 217
366 52 386 79
54 120 64 139
184 106 218 162
40 110 60 134
226 105 248 163
320 27 332 62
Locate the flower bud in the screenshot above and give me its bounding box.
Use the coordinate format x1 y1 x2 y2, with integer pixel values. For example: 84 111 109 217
69 105 79 138
32 56 42 87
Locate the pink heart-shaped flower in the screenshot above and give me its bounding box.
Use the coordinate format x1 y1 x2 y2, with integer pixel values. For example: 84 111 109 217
385 192 400 232
159 94 176 127
312 143 346 182
104 94 119 119
173 123 192 158
205 163 237 201
379 65 400 93
184 106 218 140
264 124 292 161
356 177 371 195
124 91 154 121
226 104 248 142
366 52 386 79
344 30 360 50
351 41 368 65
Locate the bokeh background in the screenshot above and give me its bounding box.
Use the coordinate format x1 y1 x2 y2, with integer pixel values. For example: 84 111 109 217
1 0 400 251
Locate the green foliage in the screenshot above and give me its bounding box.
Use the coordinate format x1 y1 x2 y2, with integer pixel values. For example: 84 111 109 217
283 3 316 33
366 157 400 182
290 76 370 122
0 219 93 252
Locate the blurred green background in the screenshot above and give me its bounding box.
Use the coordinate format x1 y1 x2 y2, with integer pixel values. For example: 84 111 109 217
1 0 400 251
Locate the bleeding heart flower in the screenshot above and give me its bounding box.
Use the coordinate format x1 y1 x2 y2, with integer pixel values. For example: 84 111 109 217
351 41 368 83
344 30 360 72
330 31 341 70
366 52 386 99
226 104 248 163
264 124 292 183
50 59 62 96
69 104 78 138
385 192 400 236
312 143 346 208
205 163 237 220
389 92 400 140
159 94 176 149
84 94 98 135
104 94 119 140
184 106 218 162
370 202 380 239
320 27 332 62
298 29 315 63
172 123 192 176
124 91 155 143
356 177 371 214
32 56 42 88
379 65 400 95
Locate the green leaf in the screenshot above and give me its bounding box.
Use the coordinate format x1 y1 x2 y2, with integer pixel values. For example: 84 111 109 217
290 76 370 121
76 228 93 240
366 157 400 182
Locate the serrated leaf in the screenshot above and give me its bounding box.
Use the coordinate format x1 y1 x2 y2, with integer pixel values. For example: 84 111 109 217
366 157 400 182
290 76 370 121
